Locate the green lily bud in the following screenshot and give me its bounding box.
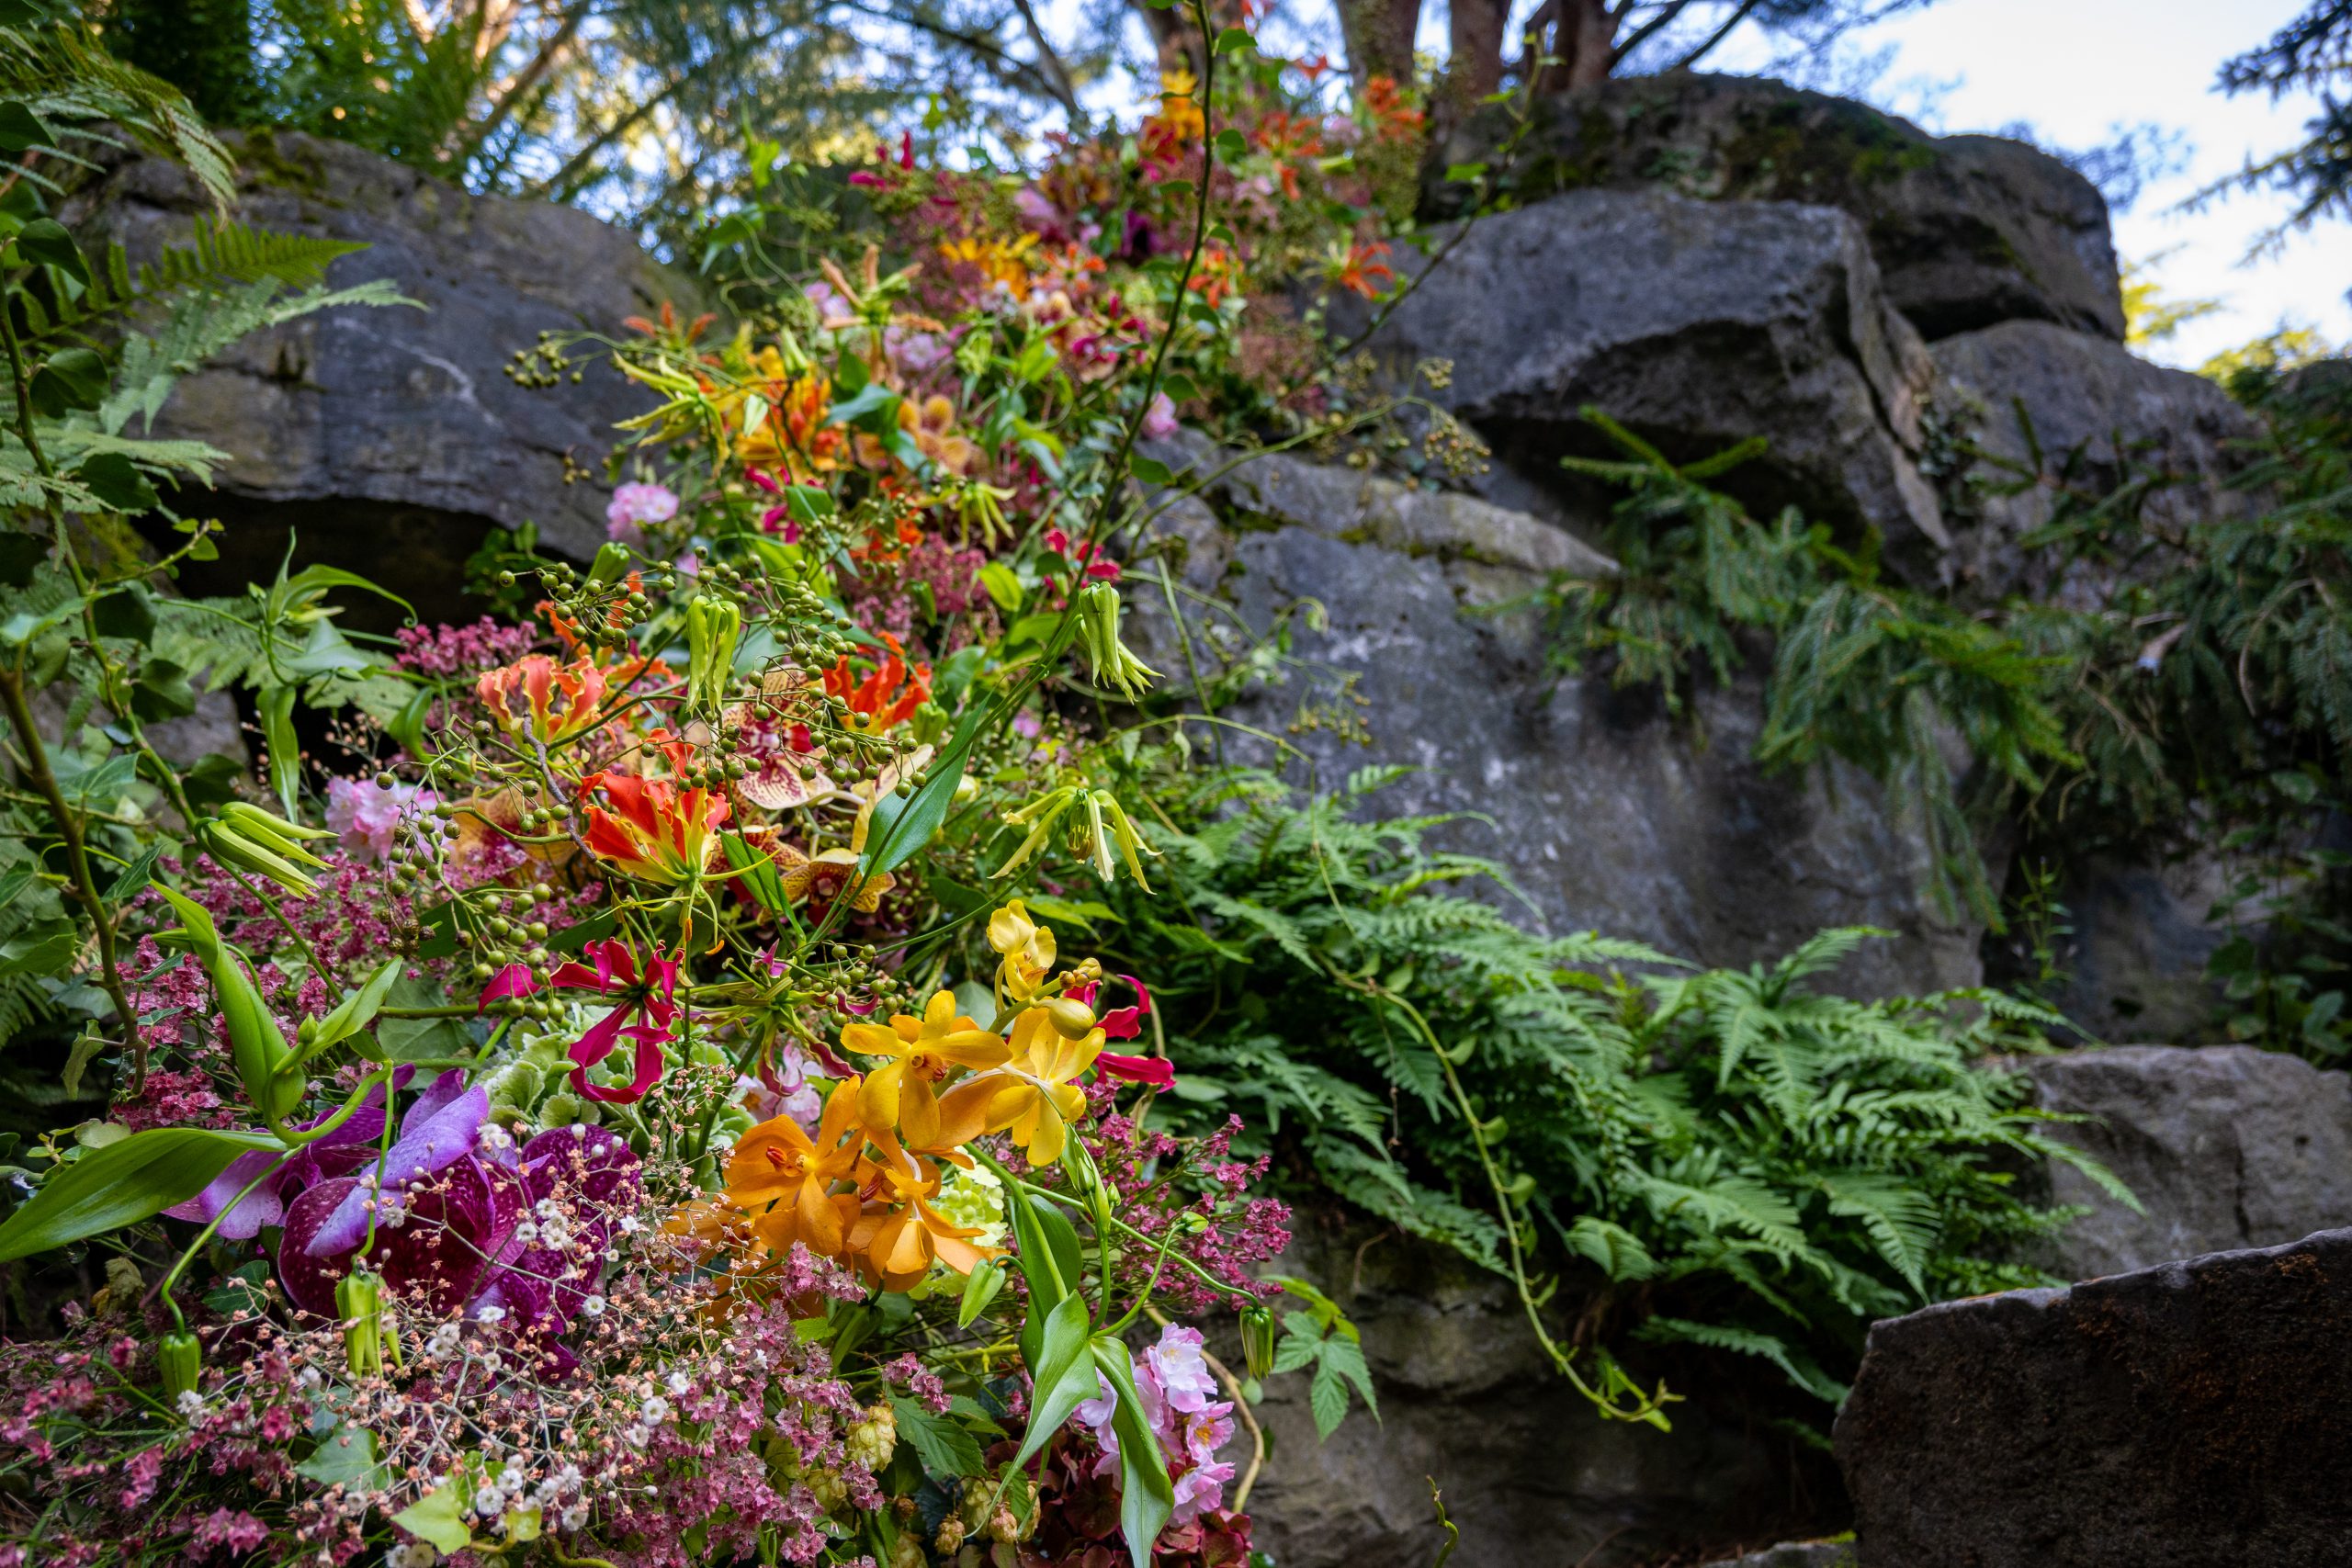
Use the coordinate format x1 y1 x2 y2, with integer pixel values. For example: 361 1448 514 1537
685 594 742 713
956 1261 1009 1327
1239 1304 1277 1381
588 541 631 585
159 1329 202 1401
337 1269 390 1377
153 886 303 1125
1074 580 1159 701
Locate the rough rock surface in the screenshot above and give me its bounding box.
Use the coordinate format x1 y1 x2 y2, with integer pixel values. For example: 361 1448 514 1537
1355 188 1949 575
1136 439 1983 998
1427 73 2123 342
63 130 692 624
2018 1045 2352 1280
1713 1544 1858 1568
1930 320 2264 601
1247 1208 1824 1568
1834 1226 2352 1567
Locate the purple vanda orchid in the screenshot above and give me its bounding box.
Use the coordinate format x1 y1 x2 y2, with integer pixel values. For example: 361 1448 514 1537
163 1078 398 1240
304 1069 492 1257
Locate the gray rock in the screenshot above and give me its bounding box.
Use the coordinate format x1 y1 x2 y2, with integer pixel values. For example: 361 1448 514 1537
1427 73 2123 342
1357 188 1950 577
1834 1226 2352 1567
62 130 693 625
1930 320 2264 602
2034 852 2242 1045
2018 1044 2352 1280
1137 441 1984 998
1248 1207 1819 1568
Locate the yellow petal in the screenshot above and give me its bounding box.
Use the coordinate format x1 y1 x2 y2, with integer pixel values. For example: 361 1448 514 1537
860 1058 906 1131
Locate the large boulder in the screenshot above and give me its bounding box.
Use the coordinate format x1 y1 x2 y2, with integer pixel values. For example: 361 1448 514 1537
1136 439 1984 998
2018 1044 2352 1280
1354 188 1950 577
62 130 690 626
1248 1207 1822 1568
1834 1227 2352 1566
1426 73 2123 343
1930 320 2265 602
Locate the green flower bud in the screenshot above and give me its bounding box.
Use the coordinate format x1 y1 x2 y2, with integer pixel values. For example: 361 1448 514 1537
1239 1304 1278 1381
337 1269 390 1377
159 1329 202 1401
1074 580 1159 701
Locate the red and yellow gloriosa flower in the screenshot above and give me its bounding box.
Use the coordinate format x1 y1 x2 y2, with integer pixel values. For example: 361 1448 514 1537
578 729 730 885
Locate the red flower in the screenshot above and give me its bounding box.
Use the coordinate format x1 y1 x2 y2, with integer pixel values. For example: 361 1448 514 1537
487 940 682 1105
824 632 932 732
577 730 729 885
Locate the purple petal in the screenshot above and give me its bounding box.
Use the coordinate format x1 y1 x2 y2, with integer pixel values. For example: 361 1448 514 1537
307 1079 490 1256
164 1149 286 1241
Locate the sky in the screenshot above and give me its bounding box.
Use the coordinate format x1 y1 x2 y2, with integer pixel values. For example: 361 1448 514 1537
1063 0 2346 371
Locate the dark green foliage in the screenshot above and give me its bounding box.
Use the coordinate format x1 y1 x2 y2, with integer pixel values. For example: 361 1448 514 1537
1534 368 2352 1063
99 0 259 127
1105 764 2115 1411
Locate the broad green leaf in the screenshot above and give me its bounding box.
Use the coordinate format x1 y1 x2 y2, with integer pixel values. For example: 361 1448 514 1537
978 561 1023 613
1093 1339 1175 1568
297 1423 390 1490
890 1394 985 1478
1012 1293 1095 1466
15 218 86 284
858 700 991 881
1129 456 1174 487
391 1483 475 1552
721 833 789 911
0 1126 282 1261
306 958 405 1055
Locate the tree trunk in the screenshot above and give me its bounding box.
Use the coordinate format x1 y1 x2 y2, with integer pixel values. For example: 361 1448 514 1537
1338 0 1426 88
1436 0 1510 130
1534 0 1619 95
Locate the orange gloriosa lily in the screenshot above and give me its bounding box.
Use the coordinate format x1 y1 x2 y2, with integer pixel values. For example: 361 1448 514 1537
842 989 1010 1148
823 633 931 732
982 1005 1103 1167
578 729 729 885
476 654 608 744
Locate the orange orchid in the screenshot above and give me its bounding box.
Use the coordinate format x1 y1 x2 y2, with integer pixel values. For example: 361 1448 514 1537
717 346 846 480
725 1078 866 1258
981 1005 1104 1167
844 1150 996 1290
578 730 730 885
476 654 608 745
823 633 932 732
842 988 1011 1148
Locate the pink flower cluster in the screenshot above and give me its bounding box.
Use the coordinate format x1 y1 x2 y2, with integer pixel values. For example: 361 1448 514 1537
394 617 536 677
606 481 679 546
1074 1324 1238 1526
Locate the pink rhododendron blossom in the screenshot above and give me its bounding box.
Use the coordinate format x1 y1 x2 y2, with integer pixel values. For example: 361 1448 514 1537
324 775 433 863
606 481 679 545
1141 389 1178 439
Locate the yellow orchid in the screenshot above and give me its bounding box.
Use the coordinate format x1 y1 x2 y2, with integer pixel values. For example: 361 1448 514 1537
982 1005 1103 1166
988 898 1058 1005
843 989 1012 1146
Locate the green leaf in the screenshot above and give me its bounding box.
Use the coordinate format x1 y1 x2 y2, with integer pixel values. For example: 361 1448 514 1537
0 920 77 977
391 1483 475 1552
297 1423 390 1491
0 101 55 153
0 1126 282 1261
89 585 156 642
890 1394 986 1478
130 657 197 722
721 832 789 911
29 347 105 417
1093 1339 1175 1567
60 1029 107 1099
1214 129 1249 164
372 975 471 1063
1013 1292 1095 1466
858 700 991 881
1129 455 1174 487
1442 163 1487 185
306 958 404 1055
105 843 162 902
14 218 87 285
259 684 300 815
75 453 159 513
1213 25 1256 53
978 561 1023 613
1307 1362 1349 1438
825 381 899 428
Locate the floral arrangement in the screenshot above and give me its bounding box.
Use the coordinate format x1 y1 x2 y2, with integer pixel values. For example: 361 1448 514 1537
0 10 1407 1563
